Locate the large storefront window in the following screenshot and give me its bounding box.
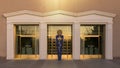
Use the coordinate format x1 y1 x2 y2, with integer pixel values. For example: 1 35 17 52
15 25 39 59
80 24 105 59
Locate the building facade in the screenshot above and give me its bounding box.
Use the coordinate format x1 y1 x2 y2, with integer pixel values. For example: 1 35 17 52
0 0 120 60
4 10 115 60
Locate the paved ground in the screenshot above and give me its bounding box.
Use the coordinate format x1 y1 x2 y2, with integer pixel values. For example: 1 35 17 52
0 59 120 68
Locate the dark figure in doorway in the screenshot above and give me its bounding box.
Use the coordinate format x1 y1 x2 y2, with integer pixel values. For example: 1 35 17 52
56 30 64 61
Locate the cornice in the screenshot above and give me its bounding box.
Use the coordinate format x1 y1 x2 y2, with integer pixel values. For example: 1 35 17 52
3 10 116 18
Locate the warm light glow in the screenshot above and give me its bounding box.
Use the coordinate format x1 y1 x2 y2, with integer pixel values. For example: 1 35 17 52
37 0 88 12
15 55 39 60
47 55 72 60
80 55 102 60
42 0 61 11
48 25 71 37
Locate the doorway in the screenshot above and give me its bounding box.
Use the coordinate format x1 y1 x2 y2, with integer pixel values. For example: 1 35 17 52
47 24 72 60
15 25 39 60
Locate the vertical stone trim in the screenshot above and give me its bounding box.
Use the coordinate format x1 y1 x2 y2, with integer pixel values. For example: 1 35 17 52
73 22 80 60
40 23 47 60
7 23 14 60
105 22 113 59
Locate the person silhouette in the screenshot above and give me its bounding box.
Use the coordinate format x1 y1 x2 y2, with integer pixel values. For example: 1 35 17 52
56 30 64 61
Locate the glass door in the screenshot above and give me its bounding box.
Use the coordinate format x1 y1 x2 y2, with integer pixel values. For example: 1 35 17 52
80 24 105 59
47 24 72 60
15 25 39 60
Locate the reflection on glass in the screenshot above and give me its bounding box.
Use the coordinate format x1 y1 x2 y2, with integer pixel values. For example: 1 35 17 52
15 25 39 55
80 25 103 35
47 25 72 59
80 24 105 59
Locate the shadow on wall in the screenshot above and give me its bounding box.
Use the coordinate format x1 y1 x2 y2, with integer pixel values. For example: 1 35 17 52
0 57 6 60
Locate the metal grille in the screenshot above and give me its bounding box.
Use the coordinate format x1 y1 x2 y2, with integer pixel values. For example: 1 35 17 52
47 25 72 55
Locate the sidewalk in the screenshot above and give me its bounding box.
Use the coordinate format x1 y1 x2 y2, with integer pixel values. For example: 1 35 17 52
0 59 120 68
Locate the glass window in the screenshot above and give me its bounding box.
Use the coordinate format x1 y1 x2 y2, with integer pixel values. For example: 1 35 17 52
80 24 105 59
15 25 39 55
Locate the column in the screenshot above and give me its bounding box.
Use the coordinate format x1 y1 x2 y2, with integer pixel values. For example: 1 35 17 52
105 22 113 60
7 23 14 60
73 22 80 60
40 22 47 60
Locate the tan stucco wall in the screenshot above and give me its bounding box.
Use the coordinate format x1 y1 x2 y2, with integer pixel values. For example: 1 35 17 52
0 0 120 58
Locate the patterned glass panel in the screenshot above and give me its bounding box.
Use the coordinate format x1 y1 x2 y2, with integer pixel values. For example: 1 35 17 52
47 25 72 55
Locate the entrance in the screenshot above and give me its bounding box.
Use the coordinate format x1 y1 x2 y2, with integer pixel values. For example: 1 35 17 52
80 24 105 59
47 24 72 60
15 25 39 60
